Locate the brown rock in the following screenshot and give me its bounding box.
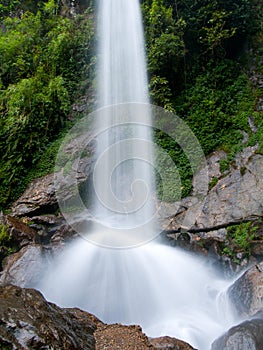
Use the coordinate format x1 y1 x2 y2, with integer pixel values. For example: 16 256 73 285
11 173 57 216
150 336 197 349
4 215 38 246
94 323 155 349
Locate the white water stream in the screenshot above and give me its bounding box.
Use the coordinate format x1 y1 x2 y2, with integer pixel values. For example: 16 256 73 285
38 1 240 349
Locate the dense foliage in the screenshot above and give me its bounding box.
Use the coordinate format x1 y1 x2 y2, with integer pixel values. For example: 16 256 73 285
0 0 262 208
0 0 95 208
142 0 263 200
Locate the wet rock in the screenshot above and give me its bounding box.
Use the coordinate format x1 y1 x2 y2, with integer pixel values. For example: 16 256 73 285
228 261 263 317
94 323 154 349
0 245 50 288
211 318 263 350
149 336 197 349
0 284 96 349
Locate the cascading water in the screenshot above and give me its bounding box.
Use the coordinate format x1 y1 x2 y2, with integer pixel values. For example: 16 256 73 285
38 1 241 349
93 0 155 237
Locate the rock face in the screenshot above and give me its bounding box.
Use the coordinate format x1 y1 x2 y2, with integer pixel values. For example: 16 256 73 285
211 318 263 350
0 245 49 287
165 151 263 232
11 173 58 217
228 261 263 317
0 284 97 349
11 134 95 217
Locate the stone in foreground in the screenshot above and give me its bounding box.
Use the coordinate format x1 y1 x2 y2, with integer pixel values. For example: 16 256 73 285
0 285 196 350
211 318 263 350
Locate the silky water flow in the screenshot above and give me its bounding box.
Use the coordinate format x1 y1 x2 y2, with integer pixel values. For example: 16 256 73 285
38 1 242 349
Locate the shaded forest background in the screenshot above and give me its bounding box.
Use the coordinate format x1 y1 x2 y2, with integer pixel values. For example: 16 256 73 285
0 0 262 209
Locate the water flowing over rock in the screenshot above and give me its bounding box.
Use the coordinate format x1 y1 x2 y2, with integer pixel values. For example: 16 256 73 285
228 261 263 317
4 1 263 349
211 318 263 350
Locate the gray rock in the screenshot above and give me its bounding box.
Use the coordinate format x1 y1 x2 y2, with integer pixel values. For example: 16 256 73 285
211 318 263 350
0 245 50 288
165 153 263 232
228 261 263 317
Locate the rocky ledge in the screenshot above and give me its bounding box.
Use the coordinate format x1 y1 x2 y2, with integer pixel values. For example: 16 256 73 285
8 147 263 268
0 284 195 350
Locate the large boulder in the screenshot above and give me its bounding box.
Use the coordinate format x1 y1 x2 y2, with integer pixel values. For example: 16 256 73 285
0 284 97 349
211 318 263 350
11 173 58 217
228 261 263 317
11 138 94 218
165 150 263 232
0 245 49 287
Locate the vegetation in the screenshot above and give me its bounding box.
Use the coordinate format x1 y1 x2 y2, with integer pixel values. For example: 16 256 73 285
0 224 18 264
0 0 95 209
142 0 263 200
222 221 259 263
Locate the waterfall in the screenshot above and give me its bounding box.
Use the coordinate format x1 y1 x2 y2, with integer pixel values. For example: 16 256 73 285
98 0 148 105
91 0 155 247
38 1 240 349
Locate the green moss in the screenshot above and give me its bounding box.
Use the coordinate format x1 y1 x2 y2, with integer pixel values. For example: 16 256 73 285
0 224 10 245
0 224 19 260
222 221 258 263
